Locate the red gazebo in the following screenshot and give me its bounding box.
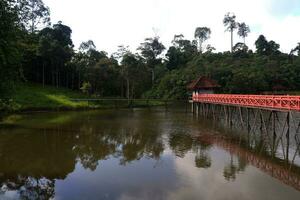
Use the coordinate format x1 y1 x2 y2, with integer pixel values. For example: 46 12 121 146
187 76 220 94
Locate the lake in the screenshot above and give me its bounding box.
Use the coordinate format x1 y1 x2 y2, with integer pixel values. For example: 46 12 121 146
0 106 300 200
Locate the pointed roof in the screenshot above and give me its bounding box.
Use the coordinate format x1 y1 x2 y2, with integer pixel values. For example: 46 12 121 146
187 76 220 90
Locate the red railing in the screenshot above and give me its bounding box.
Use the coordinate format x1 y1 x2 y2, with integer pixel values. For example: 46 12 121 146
192 94 300 111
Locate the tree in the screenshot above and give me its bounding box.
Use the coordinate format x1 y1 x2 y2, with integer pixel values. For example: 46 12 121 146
0 0 21 97
205 45 216 54
37 34 51 87
79 40 96 52
255 35 280 56
121 53 139 100
290 43 300 56
255 35 268 55
232 42 248 58
138 37 165 86
166 35 197 70
17 0 50 33
237 22 250 44
171 34 184 48
37 22 74 88
194 27 211 53
223 12 237 52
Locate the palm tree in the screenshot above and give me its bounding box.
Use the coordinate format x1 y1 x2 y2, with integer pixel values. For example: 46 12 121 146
194 27 211 53
223 12 237 52
237 22 250 44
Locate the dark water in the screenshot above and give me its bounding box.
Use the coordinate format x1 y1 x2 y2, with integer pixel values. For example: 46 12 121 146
0 107 300 200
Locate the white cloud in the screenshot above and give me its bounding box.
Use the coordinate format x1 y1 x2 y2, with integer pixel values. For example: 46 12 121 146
44 0 300 54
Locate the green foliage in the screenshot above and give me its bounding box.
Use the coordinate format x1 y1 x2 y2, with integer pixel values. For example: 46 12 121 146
0 0 21 97
255 35 280 56
138 37 165 85
80 82 92 95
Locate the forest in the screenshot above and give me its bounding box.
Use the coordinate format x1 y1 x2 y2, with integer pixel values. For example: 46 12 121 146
1 0 300 104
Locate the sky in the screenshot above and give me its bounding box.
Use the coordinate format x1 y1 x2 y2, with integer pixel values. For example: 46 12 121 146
44 0 300 55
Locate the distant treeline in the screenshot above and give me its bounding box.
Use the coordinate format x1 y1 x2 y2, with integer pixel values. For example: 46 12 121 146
1 0 300 101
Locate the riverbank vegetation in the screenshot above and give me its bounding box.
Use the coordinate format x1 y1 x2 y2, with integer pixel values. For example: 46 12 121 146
0 83 166 112
2 0 300 111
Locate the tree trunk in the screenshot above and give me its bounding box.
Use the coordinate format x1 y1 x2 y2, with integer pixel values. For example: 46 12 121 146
56 69 59 88
151 68 155 86
51 60 54 86
66 73 69 88
199 40 203 53
71 73 74 90
231 30 233 52
131 83 134 99
42 62 45 88
126 78 130 101
121 80 124 98
78 72 81 90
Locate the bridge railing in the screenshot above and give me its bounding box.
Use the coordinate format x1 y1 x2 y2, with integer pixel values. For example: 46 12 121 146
192 94 300 111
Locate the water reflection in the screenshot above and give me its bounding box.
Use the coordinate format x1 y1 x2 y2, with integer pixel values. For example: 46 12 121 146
0 108 299 199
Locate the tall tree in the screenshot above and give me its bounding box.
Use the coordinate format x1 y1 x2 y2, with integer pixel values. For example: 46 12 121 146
223 12 237 52
194 27 211 53
138 37 165 86
255 35 280 56
237 22 250 44
17 0 50 33
166 35 197 70
121 53 139 100
0 0 20 97
37 22 74 88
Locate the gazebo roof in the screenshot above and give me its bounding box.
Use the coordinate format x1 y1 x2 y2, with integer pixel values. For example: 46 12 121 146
187 76 220 91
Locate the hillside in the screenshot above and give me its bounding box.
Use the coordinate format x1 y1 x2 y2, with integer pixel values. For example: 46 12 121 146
7 83 89 111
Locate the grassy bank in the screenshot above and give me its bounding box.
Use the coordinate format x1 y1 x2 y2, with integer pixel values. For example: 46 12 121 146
0 83 166 113
9 83 89 111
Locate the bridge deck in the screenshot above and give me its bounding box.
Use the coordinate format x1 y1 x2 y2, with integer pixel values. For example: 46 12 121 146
192 94 300 111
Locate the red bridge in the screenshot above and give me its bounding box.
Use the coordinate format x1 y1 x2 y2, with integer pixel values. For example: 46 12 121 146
192 94 300 111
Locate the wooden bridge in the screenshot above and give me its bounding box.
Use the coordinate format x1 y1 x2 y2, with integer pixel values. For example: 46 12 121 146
192 94 300 111
191 94 300 133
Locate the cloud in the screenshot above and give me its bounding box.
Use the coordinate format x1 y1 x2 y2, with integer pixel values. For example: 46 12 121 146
44 0 300 54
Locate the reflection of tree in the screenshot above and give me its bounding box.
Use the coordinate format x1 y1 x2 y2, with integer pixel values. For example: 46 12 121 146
194 139 212 169
169 133 193 158
119 129 164 165
0 110 167 198
223 154 247 181
74 133 117 171
19 177 55 200
0 176 55 200
169 132 213 168
223 154 237 181
195 154 211 168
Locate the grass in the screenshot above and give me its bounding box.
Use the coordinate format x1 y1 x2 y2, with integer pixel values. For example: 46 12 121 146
11 83 89 111
0 83 166 112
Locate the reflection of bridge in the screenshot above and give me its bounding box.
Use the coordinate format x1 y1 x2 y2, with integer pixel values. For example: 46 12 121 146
197 134 300 191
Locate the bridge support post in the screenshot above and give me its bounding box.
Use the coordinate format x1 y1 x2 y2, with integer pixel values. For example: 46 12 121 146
271 111 276 156
191 102 194 113
246 108 250 134
286 112 290 162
